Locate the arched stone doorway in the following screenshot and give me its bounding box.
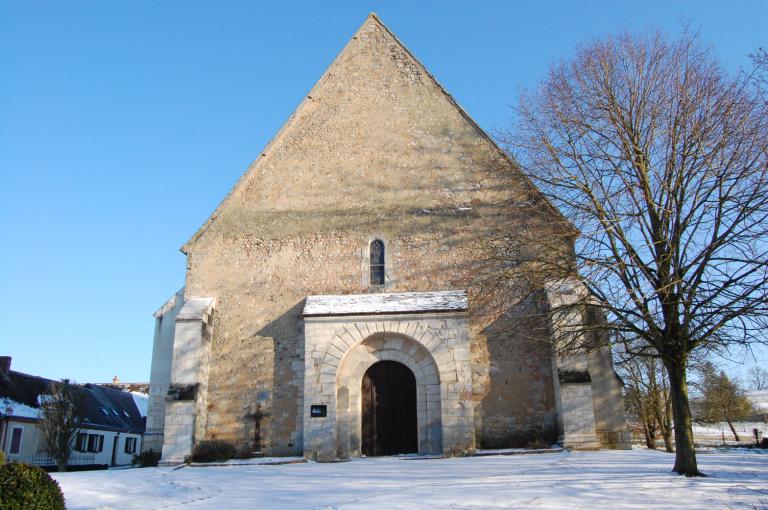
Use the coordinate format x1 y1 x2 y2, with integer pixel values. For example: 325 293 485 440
333 333 444 458
301 291 476 461
361 360 418 456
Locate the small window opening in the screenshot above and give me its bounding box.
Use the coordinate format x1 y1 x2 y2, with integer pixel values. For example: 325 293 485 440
370 239 385 286
10 428 22 454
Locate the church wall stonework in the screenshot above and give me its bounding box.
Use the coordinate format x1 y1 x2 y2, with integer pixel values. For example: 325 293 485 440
303 313 473 461
160 299 215 462
587 308 633 449
163 15 607 457
186 238 562 455
143 289 184 453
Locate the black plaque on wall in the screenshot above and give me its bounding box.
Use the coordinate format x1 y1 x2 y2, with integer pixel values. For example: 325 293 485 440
310 405 327 418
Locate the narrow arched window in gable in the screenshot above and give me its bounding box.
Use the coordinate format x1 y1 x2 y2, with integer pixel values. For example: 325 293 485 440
370 239 385 286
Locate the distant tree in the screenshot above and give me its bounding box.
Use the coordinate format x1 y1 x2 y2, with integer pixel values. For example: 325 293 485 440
747 365 768 390
39 379 85 472
617 346 673 452
480 29 768 476
695 363 753 441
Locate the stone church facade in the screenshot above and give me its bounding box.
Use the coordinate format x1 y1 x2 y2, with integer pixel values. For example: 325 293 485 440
145 13 630 463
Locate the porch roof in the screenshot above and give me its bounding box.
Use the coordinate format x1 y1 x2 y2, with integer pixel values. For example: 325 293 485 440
302 290 468 317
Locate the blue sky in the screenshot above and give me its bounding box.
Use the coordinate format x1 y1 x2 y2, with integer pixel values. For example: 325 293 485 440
1 1 766 383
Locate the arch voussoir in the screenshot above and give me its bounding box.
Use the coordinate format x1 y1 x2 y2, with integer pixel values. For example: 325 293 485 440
303 310 473 461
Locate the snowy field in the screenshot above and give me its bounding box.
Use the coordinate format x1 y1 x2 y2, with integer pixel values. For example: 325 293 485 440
53 449 768 510
694 421 768 439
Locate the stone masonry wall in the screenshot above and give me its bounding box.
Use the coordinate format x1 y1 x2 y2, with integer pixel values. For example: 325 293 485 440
304 313 473 461
180 15 568 455
144 289 184 453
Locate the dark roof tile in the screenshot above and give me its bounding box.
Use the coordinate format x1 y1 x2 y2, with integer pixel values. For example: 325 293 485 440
0 371 145 434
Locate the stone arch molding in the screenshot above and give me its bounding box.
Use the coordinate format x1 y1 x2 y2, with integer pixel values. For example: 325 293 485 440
302 315 474 461
335 333 442 458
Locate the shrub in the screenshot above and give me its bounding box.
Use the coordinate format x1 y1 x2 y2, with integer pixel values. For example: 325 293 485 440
761 437 768 449
132 449 161 468
526 439 552 450
0 462 65 510
235 446 253 460
191 440 237 463
0 451 5 465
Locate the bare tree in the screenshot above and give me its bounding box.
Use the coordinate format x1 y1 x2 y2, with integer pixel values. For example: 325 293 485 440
487 30 768 476
751 48 767 87
747 365 768 390
616 345 673 452
39 379 85 472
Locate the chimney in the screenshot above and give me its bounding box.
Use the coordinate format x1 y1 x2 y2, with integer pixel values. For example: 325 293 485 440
0 356 11 375
112 375 120 385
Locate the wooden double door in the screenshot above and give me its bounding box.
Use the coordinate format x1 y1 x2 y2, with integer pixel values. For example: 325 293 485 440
361 360 418 456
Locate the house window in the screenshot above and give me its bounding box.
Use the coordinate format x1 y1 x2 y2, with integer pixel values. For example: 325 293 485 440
76 432 104 453
9 427 22 454
370 239 385 285
124 437 137 454
93 434 104 453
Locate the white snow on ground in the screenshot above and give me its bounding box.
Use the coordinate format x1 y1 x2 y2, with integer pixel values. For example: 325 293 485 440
746 390 768 410
693 421 768 438
53 449 768 509
129 392 148 417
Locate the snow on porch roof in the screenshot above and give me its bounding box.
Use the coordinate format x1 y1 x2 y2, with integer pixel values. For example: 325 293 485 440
177 297 215 320
303 290 468 317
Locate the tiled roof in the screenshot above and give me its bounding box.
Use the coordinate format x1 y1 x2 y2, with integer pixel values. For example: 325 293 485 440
0 370 50 408
0 370 145 433
79 384 145 433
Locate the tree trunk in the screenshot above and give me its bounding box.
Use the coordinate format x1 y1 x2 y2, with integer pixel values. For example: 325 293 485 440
660 393 674 453
664 360 702 476
57 461 66 473
643 416 656 449
660 421 674 453
726 419 740 442
653 406 673 452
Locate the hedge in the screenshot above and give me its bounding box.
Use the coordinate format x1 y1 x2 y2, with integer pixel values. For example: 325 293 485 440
0 462 65 510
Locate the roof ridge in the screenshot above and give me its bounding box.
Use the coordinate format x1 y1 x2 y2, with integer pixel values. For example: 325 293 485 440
366 15 574 232
180 13 381 253
180 13 574 252
8 370 55 384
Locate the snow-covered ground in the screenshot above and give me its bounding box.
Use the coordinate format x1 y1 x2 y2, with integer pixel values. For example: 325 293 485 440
53 449 768 509
694 421 767 440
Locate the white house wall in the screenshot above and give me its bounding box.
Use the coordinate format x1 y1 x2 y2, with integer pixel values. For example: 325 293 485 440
1 419 40 461
82 430 143 466
1 419 142 467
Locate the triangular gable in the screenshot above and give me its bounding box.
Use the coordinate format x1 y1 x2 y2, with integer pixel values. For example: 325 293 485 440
181 13 573 254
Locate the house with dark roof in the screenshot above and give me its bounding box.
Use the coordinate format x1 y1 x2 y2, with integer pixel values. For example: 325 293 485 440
0 356 146 468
